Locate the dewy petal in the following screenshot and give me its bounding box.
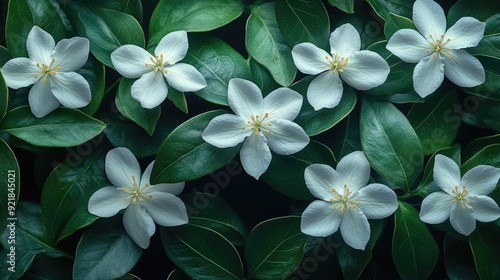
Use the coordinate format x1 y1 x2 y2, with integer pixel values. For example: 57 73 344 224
262 88 303 121
445 17 486 49
144 192 189 227
227 78 263 118
52 37 89 72
460 165 500 196
449 202 476 236
131 71 168 109
88 186 130 217
433 155 461 195
291 43 330 75
335 151 370 192
413 0 446 40
419 191 454 224
155 30 188 65
301 200 342 237
1 57 40 89
26 26 55 65
202 114 250 148
164 63 207 92
304 164 341 201
123 203 156 249
386 29 431 63
240 133 271 180
105 147 141 189
444 50 485 88
341 50 389 90
28 79 60 118
468 195 500 222
352 183 398 219
140 161 185 196
413 54 445 98
329 23 361 56
111 45 153 78
50 72 91 108
340 208 370 250
307 71 343 110
265 119 309 155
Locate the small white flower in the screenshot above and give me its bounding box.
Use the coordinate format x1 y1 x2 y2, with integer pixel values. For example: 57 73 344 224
202 78 310 180
300 151 398 250
419 154 500 236
386 0 486 98
291 23 389 111
88 147 188 249
0 26 91 118
111 30 207 109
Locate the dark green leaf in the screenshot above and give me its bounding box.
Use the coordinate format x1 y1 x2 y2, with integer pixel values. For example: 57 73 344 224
468 15 500 65
469 223 500 280
248 57 280 95
384 13 416 40
23 255 73 280
167 269 191 280
461 144 500 172
78 55 106 116
447 0 500 24
0 46 11 66
462 99 500 132
366 0 413 20
85 0 143 23
463 134 500 162
331 114 362 161
444 234 478 280
464 66 500 102
0 138 19 232
0 72 7 123
328 0 355 14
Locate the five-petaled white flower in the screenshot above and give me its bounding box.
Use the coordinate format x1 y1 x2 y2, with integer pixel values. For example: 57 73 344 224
419 154 500 236
386 0 486 98
88 147 188 249
111 30 207 109
1 26 91 118
300 151 398 250
202 78 310 180
291 23 390 111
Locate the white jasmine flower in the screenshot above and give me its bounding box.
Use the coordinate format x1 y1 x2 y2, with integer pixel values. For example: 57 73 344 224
111 30 207 109
300 151 398 250
202 78 310 180
291 23 390 111
0 26 91 118
88 147 188 249
419 154 500 236
386 0 486 98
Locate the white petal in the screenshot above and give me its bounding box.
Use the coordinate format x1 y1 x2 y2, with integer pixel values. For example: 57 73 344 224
291 43 330 75
419 191 454 224
111 45 152 78
144 193 188 227
469 195 500 222
340 50 389 90
240 133 271 180
386 29 431 63
28 79 60 118
413 54 445 98
444 50 485 88
304 164 341 201
330 23 361 56
335 151 370 192
449 202 476 236
352 183 398 219
53 37 89 72
340 208 370 250
27 26 55 65
88 186 130 217
413 0 446 39
140 161 185 196
123 203 156 249
460 165 500 196
106 147 141 189
131 71 168 109
164 63 207 92
50 72 91 108
301 200 342 237
202 114 250 148
1 57 40 88
265 119 309 155
445 17 486 49
227 78 263 118
307 71 343 110
433 154 461 195
155 30 188 64
262 88 303 121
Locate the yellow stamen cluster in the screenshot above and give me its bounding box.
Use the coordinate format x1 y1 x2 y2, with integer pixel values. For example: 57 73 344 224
35 58 61 84
428 34 452 58
325 53 349 73
122 175 152 204
330 184 358 213
145 54 169 74
242 112 272 136
451 185 470 205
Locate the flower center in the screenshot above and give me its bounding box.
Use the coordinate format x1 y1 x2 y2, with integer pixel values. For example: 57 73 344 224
451 185 470 205
330 184 358 213
121 175 152 204
35 58 61 84
242 113 272 136
146 54 169 74
325 53 349 73
427 34 452 58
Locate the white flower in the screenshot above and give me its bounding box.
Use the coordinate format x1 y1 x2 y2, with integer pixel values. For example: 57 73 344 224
419 154 500 236
111 30 207 109
386 0 486 98
88 147 188 249
300 151 398 250
202 78 310 180
0 26 91 118
291 23 389 111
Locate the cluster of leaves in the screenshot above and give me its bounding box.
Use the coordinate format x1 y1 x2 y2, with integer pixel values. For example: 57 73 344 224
0 0 499 279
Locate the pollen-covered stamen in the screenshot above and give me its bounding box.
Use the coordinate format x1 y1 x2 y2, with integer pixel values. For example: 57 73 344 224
242 112 272 135
325 53 349 73
451 185 470 205
35 57 59 83
121 175 153 203
331 184 358 213
428 34 452 58
145 53 170 73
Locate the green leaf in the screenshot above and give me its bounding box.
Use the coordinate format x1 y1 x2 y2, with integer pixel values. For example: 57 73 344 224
246 2 296 86
167 269 191 280
463 134 500 161
161 223 244 280
447 0 500 24
366 0 413 20
444 234 478 280
0 45 12 66
167 86 189 114
248 57 280 95
392 202 439 280
23 255 73 280
0 138 19 233
245 216 307 280
0 106 106 148
73 217 142 280
469 223 500 279
78 55 106 116
151 110 240 183
461 144 500 172
41 146 107 242
468 15 500 63
275 0 330 49
0 72 7 123
327 0 355 14
360 98 423 191
462 99 500 132
331 114 362 161
184 34 252 106
384 12 416 40
84 0 143 23
464 67 500 102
